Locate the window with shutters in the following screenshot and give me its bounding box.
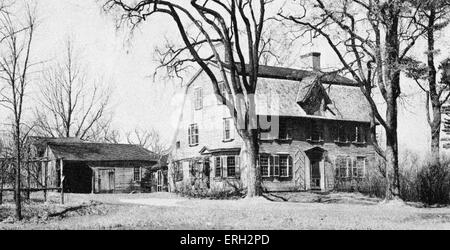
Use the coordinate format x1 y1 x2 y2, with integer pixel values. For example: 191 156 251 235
188 124 199 146
194 87 203 110
214 155 239 179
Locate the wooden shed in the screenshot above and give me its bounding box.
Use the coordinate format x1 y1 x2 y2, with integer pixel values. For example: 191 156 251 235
27 137 159 193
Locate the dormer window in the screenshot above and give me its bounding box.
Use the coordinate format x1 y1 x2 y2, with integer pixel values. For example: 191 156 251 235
297 79 332 116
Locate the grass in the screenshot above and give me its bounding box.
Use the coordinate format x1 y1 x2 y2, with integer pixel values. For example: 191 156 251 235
0 191 449 229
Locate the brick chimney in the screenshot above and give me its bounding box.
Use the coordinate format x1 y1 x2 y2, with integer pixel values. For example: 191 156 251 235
300 52 321 71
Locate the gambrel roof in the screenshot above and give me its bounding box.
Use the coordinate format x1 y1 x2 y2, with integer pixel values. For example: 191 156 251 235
218 63 372 122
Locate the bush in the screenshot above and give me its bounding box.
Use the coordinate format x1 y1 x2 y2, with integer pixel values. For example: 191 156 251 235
176 181 244 200
417 161 450 205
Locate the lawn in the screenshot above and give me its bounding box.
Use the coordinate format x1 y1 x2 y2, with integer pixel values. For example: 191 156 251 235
0 191 449 230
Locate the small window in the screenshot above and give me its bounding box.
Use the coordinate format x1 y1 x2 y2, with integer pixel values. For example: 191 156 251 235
223 118 234 141
227 156 236 177
279 119 291 140
308 120 323 142
355 125 366 143
176 141 180 149
188 124 199 146
338 123 348 143
194 88 203 110
134 167 141 181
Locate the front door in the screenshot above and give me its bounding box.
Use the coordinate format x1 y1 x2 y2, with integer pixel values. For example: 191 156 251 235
310 160 321 190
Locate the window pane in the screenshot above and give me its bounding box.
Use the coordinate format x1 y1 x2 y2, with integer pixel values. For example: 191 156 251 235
215 157 221 177
280 155 288 177
134 167 140 181
227 156 236 177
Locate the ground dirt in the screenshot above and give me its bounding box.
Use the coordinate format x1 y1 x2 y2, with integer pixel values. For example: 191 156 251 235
0 191 449 229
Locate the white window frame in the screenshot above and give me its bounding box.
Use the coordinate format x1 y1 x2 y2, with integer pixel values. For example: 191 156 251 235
279 155 292 177
188 124 199 146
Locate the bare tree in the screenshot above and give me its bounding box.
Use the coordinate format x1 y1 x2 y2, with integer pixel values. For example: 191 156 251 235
103 0 277 197
34 39 112 141
403 0 450 163
279 0 424 199
0 2 37 219
126 128 169 157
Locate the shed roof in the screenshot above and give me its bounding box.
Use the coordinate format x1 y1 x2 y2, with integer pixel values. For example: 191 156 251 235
47 142 159 163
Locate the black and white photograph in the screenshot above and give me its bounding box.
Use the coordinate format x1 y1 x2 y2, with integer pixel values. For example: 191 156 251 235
1 0 450 235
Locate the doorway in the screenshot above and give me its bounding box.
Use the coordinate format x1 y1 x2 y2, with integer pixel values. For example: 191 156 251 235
310 160 321 190
305 147 326 191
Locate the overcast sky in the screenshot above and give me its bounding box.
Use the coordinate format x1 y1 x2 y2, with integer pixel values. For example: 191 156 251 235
2 0 449 156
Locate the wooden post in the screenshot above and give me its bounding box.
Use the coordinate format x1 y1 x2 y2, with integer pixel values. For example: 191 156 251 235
43 160 48 202
91 168 95 194
60 158 64 204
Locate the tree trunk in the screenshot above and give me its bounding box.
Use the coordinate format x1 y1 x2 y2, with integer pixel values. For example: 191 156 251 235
383 3 401 200
430 105 441 163
15 126 22 220
241 130 261 197
427 9 440 164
